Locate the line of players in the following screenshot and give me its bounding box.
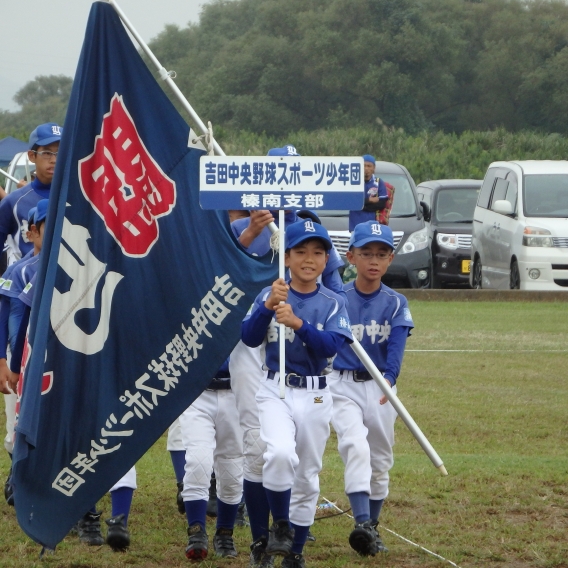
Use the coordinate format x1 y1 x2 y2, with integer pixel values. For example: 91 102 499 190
0 134 414 567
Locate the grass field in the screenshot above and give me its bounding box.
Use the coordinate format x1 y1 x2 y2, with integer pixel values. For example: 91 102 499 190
0 300 566 568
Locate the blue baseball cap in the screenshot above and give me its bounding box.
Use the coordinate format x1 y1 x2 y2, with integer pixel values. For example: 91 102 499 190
349 221 394 249
33 199 49 225
27 207 37 226
267 145 300 157
29 123 63 149
362 154 376 164
285 219 332 251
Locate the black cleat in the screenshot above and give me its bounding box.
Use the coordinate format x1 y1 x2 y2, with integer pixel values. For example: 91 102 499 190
176 481 185 514
185 523 208 561
105 514 130 551
249 536 275 567
371 519 388 552
306 528 316 542
213 527 238 558
266 519 294 557
77 511 104 546
281 552 306 568
349 520 379 556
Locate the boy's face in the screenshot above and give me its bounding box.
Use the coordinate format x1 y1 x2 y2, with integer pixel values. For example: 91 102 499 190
28 141 59 185
285 239 329 286
347 241 394 284
29 222 45 252
364 161 375 181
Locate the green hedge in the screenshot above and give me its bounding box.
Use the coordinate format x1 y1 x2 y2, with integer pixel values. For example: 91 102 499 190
215 127 568 184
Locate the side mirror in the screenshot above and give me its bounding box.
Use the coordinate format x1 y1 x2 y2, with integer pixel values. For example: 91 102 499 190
492 200 514 216
420 201 431 222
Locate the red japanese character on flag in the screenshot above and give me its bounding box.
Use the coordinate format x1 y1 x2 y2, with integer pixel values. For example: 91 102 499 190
78 93 176 257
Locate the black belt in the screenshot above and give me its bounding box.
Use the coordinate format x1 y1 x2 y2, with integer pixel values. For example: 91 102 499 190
267 370 327 390
206 378 231 391
339 370 376 382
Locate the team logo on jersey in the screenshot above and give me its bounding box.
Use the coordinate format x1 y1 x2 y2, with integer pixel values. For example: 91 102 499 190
314 396 323 404
304 220 316 233
79 93 177 257
337 315 351 330
371 223 382 235
404 308 413 322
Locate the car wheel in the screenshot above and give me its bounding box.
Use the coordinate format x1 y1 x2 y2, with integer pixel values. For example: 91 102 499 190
471 259 482 289
510 260 521 290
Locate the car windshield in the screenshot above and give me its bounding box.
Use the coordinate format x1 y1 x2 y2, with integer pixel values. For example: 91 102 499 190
523 174 568 217
377 173 417 217
434 188 479 223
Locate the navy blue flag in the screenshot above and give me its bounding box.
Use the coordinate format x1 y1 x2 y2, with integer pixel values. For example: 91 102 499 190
12 1 276 549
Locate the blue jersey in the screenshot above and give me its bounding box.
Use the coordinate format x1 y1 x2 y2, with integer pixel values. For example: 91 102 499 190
0 250 34 297
349 176 388 231
333 282 413 382
244 283 352 376
0 178 50 259
19 272 37 308
231 212 345 297
3 254 41 300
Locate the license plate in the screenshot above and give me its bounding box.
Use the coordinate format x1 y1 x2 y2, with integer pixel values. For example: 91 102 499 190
461 260 471 274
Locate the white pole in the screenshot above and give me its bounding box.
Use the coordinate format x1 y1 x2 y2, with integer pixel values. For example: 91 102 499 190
278 210 286 399
0 168 19 184
350 338 447 475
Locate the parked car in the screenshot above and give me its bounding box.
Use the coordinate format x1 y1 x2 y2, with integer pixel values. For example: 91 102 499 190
417 179 481 288
470 160 568 290
319 161 431 288
3 151 35 194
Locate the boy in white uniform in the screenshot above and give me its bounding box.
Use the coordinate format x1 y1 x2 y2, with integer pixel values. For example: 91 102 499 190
242 220 353 568
329 221 414 555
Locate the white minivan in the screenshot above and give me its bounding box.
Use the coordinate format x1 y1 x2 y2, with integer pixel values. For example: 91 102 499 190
470 161 568 290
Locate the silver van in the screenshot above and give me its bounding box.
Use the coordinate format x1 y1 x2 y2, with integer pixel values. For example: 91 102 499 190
470 160 568 290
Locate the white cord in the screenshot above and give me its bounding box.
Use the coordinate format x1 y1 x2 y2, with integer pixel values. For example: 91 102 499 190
320 497 462 568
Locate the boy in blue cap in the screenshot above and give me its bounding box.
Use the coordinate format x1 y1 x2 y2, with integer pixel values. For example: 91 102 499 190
0 124 61 499
0 124 62 264
241 219 353 568
328 220 414 556
348 155 388 231
230 145 345 567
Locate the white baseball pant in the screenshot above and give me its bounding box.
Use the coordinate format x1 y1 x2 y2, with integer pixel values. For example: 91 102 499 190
166 417 183 451
328 369 398 500
180 388 244 505
109 466 137 491
256 373 332 527
229 341 266 483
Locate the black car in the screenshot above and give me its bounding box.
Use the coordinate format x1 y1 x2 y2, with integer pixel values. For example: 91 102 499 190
319 161 431 288
416 179 481 288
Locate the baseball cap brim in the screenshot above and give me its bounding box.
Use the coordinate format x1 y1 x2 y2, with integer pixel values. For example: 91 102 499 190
350 235 394 249
35 135 61 147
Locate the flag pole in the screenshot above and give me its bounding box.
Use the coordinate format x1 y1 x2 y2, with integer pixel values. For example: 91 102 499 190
0 168 19 184
105 0 443 473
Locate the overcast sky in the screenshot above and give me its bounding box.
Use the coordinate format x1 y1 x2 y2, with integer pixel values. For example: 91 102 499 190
1 0 210 112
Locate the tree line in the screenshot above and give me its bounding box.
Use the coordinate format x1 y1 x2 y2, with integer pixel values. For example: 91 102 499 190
3 0 568 140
